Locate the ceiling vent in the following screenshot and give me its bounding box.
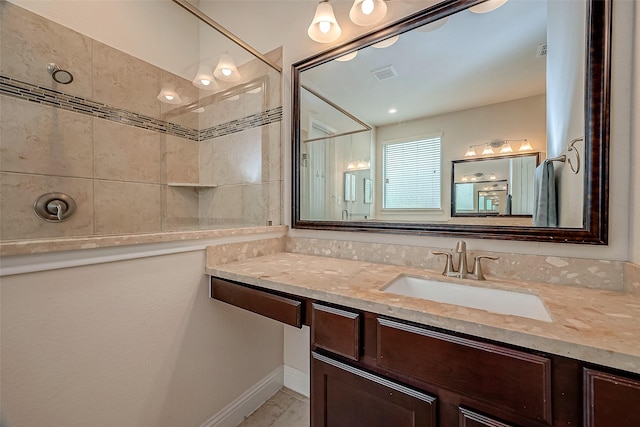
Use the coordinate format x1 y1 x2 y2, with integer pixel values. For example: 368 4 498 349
371 65 398 81
536 43 547 58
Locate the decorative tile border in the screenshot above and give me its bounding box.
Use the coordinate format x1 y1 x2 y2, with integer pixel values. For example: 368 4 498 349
199 107 283 140
0 74 281 141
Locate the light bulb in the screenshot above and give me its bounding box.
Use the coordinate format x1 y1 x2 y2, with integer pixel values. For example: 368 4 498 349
165 94 174 101
319 20 331 33
361 0 374 15
200 79 211 86
221 68 232 76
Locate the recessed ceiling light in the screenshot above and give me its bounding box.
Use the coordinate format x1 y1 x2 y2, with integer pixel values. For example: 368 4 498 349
388 108 397 114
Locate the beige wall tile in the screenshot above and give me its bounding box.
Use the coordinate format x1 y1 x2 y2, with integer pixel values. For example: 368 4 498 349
163 135 198 184
92 41 161 118
199 182 280 229
0 2 92 99
94 180 161 235
0 96 93 178
94 120 161 184
0 172 93 241
162 185 200 231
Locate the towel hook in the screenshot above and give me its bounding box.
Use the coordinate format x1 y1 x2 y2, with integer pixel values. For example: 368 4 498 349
566 137 582 174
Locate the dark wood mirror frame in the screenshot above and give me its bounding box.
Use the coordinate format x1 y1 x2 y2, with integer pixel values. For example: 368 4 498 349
292 0 610 244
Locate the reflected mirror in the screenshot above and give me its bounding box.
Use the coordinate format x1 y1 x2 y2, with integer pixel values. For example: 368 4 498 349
292 0 610 243
452 153 540 221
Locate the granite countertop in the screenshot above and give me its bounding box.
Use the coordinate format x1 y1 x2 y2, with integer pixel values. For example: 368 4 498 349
206 252 640 374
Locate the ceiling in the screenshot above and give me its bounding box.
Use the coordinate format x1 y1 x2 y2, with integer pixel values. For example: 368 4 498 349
299 0 548 126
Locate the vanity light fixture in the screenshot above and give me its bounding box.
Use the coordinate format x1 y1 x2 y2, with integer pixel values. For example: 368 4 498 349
192 64 218 90
336 51 358 62
372 34 400 48
469 0 509 14
417 17 449 32
157 83 182 104
347 159 370 170
308 0 342 43
214 54 241 82
464 139 529 157
349 0 387 26
388 108 397 114
518 139 533 151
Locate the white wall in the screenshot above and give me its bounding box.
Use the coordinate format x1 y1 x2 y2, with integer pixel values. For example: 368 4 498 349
0 250 284 426
375 95 546 222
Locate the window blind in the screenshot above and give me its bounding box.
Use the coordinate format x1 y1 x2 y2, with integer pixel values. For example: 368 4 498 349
383 136 442 209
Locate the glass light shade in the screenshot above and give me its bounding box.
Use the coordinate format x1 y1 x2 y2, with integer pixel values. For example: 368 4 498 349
499 142 513 153
417 17 449 33
464 146 477 157
461 176 468 181
156 84 182 104
214 54 241 82
481 145 494 155
372 34 399 49
336 51 358 62
518 140 533 151
469 0 509 14
349 0 387 26
192 64 218 90
308 1 341 43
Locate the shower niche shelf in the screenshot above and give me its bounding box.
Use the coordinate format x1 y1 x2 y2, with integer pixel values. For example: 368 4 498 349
167 183 218 190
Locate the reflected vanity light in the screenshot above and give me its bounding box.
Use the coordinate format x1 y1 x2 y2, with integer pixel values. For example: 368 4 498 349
347 159 370 170
349 0 387 26
469 0 509 14
214 54 241 82
336 51 358 62
372 35 400 48
465 139 529 157
417 17 449 32
518 139 533 151
157 83 182 104
192 64 218 90
308 0 342 43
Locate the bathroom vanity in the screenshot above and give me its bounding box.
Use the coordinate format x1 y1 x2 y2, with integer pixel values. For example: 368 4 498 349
207 252 640 427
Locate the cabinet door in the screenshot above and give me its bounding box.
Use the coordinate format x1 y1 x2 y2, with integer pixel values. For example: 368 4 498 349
312 352 436 427
459 407 515 427
584 368 640 426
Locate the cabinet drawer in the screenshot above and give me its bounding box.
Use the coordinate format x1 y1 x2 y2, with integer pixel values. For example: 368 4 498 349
311 303 360 361
210 277 302 328
584 368 640 426
377 318 552 423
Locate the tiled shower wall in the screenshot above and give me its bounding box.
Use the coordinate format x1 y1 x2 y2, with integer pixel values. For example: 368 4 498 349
0 2 282 241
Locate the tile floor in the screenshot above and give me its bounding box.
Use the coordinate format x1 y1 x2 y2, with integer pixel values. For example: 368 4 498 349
237 387 310 427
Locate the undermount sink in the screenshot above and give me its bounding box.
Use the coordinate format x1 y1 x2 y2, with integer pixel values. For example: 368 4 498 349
381 275 553 322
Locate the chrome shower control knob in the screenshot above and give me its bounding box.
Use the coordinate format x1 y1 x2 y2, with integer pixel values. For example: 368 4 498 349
34 193 76 222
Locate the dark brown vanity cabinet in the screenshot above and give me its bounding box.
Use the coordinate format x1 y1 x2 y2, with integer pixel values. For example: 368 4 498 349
584 368 640 426
210 278 640 427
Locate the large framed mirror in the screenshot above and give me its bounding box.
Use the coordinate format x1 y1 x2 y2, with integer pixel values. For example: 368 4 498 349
292 0 610 244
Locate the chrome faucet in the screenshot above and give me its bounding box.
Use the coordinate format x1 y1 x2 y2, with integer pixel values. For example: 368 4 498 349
433 240 498 280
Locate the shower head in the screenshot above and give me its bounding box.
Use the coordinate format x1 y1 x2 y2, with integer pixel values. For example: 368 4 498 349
47 63 73 84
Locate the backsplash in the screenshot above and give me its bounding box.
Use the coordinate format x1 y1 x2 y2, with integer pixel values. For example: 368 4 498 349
286 237 626 291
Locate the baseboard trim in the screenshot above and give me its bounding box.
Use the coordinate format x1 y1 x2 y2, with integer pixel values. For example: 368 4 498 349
284 365 310 397
200 365 284 427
